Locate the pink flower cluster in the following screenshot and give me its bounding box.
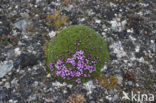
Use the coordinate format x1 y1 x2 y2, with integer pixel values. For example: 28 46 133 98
49 50 97 84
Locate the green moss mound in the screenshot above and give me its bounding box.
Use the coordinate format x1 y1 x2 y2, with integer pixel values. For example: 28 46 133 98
46 25 109 84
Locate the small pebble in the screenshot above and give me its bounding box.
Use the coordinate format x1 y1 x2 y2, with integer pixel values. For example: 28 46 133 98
46 73 51 78
128 81 133 86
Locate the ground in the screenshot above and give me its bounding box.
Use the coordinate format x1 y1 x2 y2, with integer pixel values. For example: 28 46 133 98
0 0 155 103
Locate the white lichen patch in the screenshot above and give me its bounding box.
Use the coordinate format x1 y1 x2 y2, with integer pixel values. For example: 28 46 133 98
127 28 134 33
83 81 96 95
0 61 13 78
109 41 127 58
135 45 140 52
110 18 127 32
48 31 56 38
52 81 67 89
101 65 107 72
95 19 101 24
129 35 136 41
14 47 21 57
116 75 123 85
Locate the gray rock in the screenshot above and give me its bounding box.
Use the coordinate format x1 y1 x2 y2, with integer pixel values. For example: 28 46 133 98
0 88 8 100
4 82 10 89
128 81 133 86
14 19 28 31
90 101 95 103
22 88 32 97
13 53 38 68
10 93 21 101
0 61 13 78
0 15 10 36
7 49 15 59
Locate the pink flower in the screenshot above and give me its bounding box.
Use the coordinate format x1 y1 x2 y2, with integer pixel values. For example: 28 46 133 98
76 78 81 84
49 63 54 70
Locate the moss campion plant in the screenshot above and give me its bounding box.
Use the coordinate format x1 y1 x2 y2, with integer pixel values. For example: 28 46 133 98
46 25 109 84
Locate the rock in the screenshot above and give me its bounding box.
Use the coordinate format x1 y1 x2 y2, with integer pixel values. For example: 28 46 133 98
14 19 28 31
0 15 10 36
117 75 123 85
135 45 140 53
116 18 121 22
64 5 74 12
21 88 32 98
83 81 96 95
0 81 3 85
19 73 33 87
118 30 128 39
90 101 95 103
46 73 51 78
56 98 66 103
52 81 67 89
7 49 15 59
109 41 127 58
110 19 127 32
135 52 145 58
89 95 93 100
32 81 39 87
13 53 38 68
14 48 21 57
0 88 8 100
105 9 115 21
112 94 119 102
110 53 117 60
0 61 13 78
4 82 10 89
11 78 18 87
95 19 101 24
36 0 42 3
135 47 145 58
127 81 133 86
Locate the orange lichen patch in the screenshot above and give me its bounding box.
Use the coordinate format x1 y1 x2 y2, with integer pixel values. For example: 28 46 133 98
26 23 34 32
46 12 68 28
59 86 65 90
96 75 118 90
67 94 86 103
64 0 71 6
18 2 30 8
32 9 42 15
54 16 68 28
50 11 60 20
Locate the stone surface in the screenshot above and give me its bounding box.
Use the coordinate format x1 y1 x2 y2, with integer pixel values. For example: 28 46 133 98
0 88 8 100
0 15 10 36
14 19 29 31
0 61 13 78
13 53 38 68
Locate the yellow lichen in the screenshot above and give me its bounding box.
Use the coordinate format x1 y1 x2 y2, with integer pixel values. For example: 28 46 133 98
55 16 68 28
64 0 71 6
67 94 86 103
46 11 68 28
0 35 9 44
96 75 118 90
26 23 34 32
51 11 60 20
